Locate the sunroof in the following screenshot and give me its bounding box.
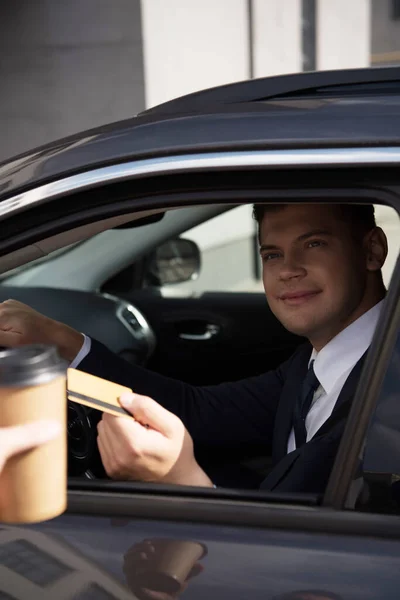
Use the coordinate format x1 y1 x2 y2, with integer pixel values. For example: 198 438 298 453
268 80 400 101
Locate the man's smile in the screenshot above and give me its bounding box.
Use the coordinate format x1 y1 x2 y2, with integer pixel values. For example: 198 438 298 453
278 290 322 306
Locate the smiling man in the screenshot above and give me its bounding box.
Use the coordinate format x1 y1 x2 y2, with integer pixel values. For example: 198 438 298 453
0 203 388 493
261 205 384 352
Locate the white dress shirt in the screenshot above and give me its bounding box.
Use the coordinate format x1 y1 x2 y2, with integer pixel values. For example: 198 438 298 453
70 334 92 369
70 301 384 455
287 300 384 453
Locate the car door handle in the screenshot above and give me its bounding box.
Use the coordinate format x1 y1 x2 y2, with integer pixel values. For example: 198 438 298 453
179 323 220 341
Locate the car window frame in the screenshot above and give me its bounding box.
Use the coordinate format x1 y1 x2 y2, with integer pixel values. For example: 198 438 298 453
1 148 400 514
324 250 400 509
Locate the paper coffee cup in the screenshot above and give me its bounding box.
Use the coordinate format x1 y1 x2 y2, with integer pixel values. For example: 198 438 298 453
0 345 67 523
126 539 207 595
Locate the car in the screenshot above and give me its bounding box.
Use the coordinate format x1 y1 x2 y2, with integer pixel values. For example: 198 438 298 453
1 66 400 599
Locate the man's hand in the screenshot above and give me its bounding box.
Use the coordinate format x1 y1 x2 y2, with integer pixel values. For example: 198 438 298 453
0 300 83 361
97 392 213 487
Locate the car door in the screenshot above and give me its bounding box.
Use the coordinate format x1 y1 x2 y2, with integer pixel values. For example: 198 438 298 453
1 147 400 599
128 290 301 385
4 252 400 600
57 220 400 600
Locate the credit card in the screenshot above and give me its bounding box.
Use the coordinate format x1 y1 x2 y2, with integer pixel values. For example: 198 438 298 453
67 368 133 418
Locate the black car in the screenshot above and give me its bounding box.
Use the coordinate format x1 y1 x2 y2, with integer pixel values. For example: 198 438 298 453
1 66 400 599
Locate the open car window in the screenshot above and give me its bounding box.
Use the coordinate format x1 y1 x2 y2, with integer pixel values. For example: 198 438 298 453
0 148 399 511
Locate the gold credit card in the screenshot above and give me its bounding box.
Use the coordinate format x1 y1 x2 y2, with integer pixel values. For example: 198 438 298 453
67 368 133 418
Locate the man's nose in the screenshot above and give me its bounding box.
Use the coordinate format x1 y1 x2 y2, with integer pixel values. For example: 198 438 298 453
279 255 306 281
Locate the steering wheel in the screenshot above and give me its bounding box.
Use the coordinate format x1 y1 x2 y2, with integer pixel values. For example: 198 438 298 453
67 402 106 478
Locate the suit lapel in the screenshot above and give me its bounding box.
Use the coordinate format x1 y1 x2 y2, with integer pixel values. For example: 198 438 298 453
272 344 311 464
264 350 369 492
261 447 301 491
311 350 368 439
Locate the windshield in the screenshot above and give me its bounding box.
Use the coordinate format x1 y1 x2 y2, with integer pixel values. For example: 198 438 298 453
0 243 81 280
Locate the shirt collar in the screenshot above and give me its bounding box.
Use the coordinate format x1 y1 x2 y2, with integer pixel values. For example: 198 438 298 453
310 299 385 394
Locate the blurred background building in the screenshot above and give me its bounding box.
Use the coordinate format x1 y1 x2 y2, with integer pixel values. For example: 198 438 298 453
0 0 399 292
2 0 400 161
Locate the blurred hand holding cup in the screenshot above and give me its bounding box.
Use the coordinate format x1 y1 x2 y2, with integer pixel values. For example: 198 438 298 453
0 345 67 523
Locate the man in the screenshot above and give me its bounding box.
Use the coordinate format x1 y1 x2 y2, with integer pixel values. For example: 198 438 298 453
0 203 388 493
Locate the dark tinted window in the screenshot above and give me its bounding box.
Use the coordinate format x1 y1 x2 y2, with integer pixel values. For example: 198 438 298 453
392 0 400 20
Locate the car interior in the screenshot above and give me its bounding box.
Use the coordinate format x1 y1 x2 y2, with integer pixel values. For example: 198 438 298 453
0 194 399 493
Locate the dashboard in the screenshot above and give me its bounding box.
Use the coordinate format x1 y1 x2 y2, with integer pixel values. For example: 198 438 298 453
0 285 156 477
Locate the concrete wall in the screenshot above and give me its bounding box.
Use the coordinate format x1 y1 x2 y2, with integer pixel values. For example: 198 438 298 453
0 0 145 162
252 0 302 77
141 0 249 108
0 0 378 164
317 0 370 70
371 0 400 65
141 0 303 107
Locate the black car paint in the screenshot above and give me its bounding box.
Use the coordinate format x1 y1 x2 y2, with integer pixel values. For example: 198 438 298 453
0 68 400 599
3 510 400 599
0 67 400 200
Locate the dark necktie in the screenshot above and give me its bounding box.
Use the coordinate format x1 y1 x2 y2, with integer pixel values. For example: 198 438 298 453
293 360 320 448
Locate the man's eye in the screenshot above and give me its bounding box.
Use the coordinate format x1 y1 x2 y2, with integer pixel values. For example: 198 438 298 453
307 240 324 248
262 252 281 262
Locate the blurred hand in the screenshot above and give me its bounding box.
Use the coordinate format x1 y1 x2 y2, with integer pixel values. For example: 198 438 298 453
0 420 62 473
0 300 83 361
97 392 213 487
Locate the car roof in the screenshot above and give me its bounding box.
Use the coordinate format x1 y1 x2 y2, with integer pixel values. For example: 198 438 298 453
1 66 400 198
142 65 400 115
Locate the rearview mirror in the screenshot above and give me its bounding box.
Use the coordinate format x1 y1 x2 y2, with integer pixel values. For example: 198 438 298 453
145 238 201 286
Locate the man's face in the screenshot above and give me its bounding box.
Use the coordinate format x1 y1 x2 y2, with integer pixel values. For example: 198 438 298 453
260 204 371 348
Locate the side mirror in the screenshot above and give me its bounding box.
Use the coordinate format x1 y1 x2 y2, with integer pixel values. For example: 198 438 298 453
145 238 201 286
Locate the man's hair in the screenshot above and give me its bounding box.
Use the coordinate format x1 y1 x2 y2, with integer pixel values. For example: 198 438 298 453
252 203 377 239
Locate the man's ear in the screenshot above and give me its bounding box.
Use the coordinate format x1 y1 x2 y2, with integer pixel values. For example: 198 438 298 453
364 227 388 272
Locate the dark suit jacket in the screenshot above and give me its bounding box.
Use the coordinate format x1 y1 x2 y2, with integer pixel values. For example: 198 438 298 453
80 339 366 494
